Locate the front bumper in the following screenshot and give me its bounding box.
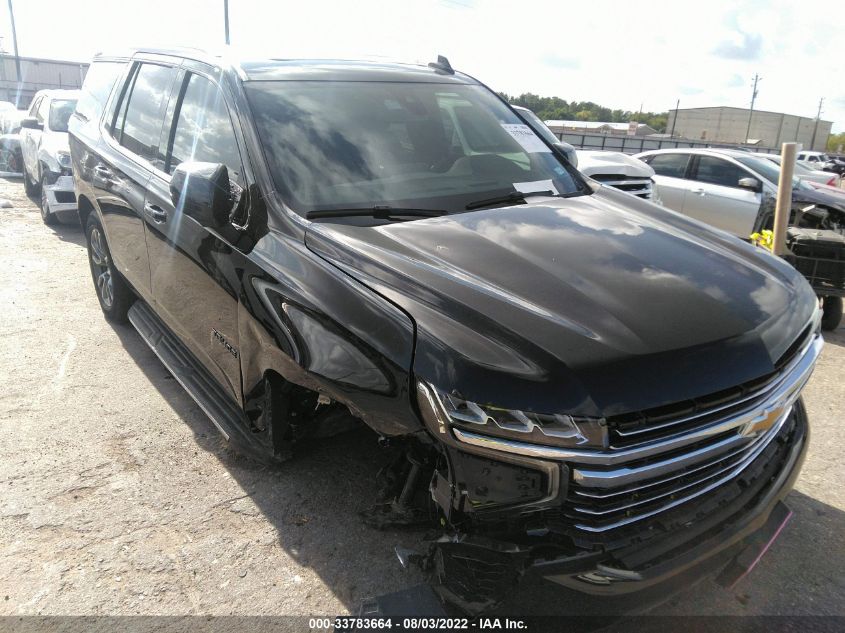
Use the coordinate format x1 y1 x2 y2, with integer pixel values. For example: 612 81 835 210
43 174 77 214
419 329 820 609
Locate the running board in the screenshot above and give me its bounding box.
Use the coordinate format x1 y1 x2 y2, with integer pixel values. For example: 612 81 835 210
128 300 261 454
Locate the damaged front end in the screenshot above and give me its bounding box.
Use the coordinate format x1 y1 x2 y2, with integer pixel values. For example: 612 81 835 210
366 329 819 614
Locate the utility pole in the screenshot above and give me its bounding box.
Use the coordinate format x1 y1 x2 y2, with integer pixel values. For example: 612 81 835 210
810 97 824 151
6 0 21 102
223 0 230 45
744 73 761 144
669 99 679 137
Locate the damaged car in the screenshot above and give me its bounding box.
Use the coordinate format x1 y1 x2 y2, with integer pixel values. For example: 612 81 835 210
70 50 822 613
20 89 80 224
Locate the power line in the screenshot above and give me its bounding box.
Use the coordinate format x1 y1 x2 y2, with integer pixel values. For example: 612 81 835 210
810 97 824 151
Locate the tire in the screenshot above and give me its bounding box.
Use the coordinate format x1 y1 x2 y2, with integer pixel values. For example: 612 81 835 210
39 183 58 225
85 214 133 323
821 296 843 331
23 163 38 197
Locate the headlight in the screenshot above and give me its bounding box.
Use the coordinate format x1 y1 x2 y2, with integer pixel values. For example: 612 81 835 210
417 381 606 449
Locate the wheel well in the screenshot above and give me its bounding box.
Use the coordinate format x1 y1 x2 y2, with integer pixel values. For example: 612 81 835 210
77 194 94 231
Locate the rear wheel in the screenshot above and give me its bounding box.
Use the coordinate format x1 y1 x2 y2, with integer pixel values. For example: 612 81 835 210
821 296 843 331
85 215 133 322
39 183 58 225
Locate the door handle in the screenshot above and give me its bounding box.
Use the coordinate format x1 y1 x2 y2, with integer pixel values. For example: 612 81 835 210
144 202 168 223
692 188 706 196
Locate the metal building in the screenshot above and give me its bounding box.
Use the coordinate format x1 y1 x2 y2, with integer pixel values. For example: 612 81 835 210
666 106 832 151
0 55 89 109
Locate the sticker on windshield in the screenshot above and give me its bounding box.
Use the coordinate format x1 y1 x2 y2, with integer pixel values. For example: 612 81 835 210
513 179 559 195
501 123 552 154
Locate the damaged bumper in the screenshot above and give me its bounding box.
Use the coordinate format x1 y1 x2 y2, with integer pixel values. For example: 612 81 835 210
414 330 819 608
42 173 77 214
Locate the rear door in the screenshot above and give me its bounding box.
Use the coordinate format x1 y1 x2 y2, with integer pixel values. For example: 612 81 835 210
642 152 690 212
683 155 761 237
142 64 248 403
94 59 178 301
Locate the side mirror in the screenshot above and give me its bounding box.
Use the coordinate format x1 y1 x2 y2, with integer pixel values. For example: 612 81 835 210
20 116 42 131
553 142 578 168
738 177 761 192
170 162 238 229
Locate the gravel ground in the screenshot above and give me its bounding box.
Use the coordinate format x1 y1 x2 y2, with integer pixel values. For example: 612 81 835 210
0 176 843 619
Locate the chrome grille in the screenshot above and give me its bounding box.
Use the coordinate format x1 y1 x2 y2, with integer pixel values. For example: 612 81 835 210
451 329 822 534
591 174 654 199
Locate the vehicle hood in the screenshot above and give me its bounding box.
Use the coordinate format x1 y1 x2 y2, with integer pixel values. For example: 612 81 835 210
793 186 845 213
305 188 817 417
576 150 655 179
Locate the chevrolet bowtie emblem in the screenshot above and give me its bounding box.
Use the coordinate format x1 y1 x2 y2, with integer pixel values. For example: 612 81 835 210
742 403 787 437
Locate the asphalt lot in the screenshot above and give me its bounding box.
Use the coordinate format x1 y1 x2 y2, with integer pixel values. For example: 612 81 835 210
0 175 843 618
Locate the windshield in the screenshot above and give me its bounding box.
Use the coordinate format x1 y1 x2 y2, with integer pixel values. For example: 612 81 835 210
734 155 809 191
515 107 560 146
246 81 585 216
48 99 77 132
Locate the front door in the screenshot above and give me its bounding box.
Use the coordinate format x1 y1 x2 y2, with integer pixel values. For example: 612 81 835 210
683 155 761 237
143 69 247 403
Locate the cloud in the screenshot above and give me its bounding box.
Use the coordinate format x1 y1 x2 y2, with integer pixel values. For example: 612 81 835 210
680 86 704 96
726 74 745 88
713 30 763 60
540 52 580 70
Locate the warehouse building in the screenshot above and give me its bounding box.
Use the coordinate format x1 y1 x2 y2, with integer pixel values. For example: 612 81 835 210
0 55 89 108
545 120 659 137
666 106 832 151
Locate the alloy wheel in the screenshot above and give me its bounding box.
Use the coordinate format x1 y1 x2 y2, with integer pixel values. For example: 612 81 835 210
89 227 114 308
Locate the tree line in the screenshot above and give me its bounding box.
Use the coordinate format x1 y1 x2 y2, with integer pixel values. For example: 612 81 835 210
499 92 669 133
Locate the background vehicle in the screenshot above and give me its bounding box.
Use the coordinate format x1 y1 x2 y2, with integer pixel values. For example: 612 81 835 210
637 148 845 330
71 49 821 613
19 89 79 225
755 152 841 188
798 150 845 176
513 106 659 203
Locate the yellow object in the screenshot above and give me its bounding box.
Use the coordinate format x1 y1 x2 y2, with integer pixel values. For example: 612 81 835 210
750 230 774 251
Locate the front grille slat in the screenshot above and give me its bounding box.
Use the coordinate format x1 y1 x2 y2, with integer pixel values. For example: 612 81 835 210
562 328 820 534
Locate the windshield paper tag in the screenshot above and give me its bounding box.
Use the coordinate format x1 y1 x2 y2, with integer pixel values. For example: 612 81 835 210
514 179 559 195
501 123 552 153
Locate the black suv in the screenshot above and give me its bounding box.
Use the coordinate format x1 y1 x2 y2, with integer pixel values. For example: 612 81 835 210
69 49 822 612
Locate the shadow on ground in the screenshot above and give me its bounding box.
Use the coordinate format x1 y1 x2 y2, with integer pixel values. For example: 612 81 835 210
25 192 87 248
109 320 845 618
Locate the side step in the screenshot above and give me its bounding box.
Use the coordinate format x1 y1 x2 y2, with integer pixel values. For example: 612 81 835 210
128 301 264 456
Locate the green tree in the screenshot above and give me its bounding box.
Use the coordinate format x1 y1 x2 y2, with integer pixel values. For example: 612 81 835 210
827 132 845 153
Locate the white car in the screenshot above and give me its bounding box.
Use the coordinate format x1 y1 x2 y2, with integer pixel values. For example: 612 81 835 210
755 153 841 188
510 106 659 203
20 89 80 225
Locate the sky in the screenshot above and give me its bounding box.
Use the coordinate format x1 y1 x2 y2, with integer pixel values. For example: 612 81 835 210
3 0 842 132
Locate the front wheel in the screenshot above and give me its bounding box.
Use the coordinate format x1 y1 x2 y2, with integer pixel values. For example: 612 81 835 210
39 183 58 225
821 296 843 331
23 163 38 196
86 215 133 322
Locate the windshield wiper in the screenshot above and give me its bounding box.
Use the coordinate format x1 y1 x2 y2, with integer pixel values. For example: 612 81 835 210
465 190 559 211
306 205 448 220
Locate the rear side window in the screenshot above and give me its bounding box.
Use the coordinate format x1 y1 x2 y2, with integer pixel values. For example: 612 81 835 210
76 61 124 123
165 73 243 181
647 153 689 178
114 63 175 163
692 156 748 189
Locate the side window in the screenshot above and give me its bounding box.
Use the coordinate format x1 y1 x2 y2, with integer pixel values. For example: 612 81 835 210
76 61 125 123
165 73 243 182
115 63 176 164
648 153 689 178
37 97 50 124
692 156 750 189
28 96 42 118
